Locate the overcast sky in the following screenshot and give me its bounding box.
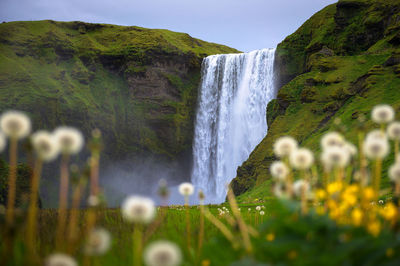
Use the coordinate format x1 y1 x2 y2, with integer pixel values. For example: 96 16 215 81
0 0 337 52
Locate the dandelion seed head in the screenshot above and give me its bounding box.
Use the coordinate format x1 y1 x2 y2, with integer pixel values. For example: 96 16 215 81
178 182 194 196
45 253 77 266
54 127 84 155
144 241 182 266
363 137 389 159
321 132 345 149
366 130 387 141
260 211 265 216
256 206 261 211
289 148 314 170
344 142 357 157
0 111 31 139
321 146 350 169
293 179 310 197
273 136 298 158
84 228 111 256
273 183 289 199
387 122 400 140
389 164 400 183
270 161 289 182
372 104 394 124
31 131 59 161
121 196 156 224
87 195 100 207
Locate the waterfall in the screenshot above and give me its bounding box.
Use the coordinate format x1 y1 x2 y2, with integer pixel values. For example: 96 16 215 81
191 48 276 203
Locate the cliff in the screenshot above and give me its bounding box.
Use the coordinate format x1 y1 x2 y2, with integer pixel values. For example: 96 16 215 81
232 0 400 199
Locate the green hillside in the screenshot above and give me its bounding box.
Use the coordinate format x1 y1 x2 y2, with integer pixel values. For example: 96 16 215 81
232 0 400 200
0 20 239 165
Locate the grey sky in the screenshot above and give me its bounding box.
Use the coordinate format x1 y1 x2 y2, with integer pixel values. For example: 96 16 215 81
0 0 337 52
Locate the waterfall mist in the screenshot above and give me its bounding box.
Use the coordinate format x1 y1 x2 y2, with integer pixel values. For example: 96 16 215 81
191 48 276 203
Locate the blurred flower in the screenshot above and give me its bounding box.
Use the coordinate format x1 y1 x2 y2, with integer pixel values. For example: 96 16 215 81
270 161 289 182
389 164 400 183
256 206 261 211
351 208 363 226
198 189 205 204
121 196 156 224
178 182 194 196
54 127 84 155
293 179 310 197
273 136 298 158
31 131 59 161
0 110 31 139
371 104 394 124
387 122 400 140
260 211 265 216
366 130 387 141
0 132 6 152
344 142 357 157
84 228 111 255
87 195 100 207
289 148 314 170
45 253 77 266
363 137 389 159
321 132 345 149
144 241 182 266
158 179 170 199
321 146 350 169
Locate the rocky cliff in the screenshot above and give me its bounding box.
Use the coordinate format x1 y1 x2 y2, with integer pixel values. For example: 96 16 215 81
232 0 400 199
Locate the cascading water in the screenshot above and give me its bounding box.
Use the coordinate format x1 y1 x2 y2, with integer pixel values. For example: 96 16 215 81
191 48 276 203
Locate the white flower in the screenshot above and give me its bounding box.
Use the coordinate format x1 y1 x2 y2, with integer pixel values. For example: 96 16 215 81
31 131 59 161
387 122 400 140
0 110 31 139
389 164 400 183
366 130 387 141
363 137 389 159
321 132 345 149
273 136 298 158
0 132 6 152
87 195 100 207
54 127 84 155
344 142 357 157
273 183 289 199
178 182 194 196
121 196 156 224
270 161 289 182
372 104 394 124
248 208 251 211
256 206 261 211
321 146 350 169
293 179 310 197
45 253 77 266
84 228 111 255
289 148 314 170
260 211 265 216
144 241 182 266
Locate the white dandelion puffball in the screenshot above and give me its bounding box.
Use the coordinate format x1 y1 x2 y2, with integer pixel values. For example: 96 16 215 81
0 132 6 152
45 253 77 266
178 182 194 196
273 136 298 158
256 206 261 211
320 132 344 149
270 161 289 182
260 211 265 216
372 104 394 124
31 131 59 162
121 196 156 224
273 183 288 199
289 148 314 170
389 164 400 183
248 208 251 211
387 122 400 140
144 241 182 266
84 228 111 255
366 130 387 141
321 146 350 169
343 142 357 157
0 111 31 139
363 137 389 159
54 127 84 155
87 195 100 207
293 179 310 197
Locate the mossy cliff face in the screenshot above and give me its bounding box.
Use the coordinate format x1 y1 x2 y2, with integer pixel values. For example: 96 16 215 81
232 0 400 198
0 20 239 174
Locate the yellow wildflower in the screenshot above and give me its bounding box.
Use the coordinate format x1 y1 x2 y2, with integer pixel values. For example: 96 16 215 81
266 233 275 242
363 187 375 202
380 203 397 221
342 193 357 206
367 221 381 237
386 248 394 258
351 208 363 226
327 181 343 195
316 189 327 200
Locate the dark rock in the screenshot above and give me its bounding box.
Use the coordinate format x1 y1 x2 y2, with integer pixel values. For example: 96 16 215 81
384 54 400 66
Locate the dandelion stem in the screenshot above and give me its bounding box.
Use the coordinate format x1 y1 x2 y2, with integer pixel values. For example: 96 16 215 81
185 196 191 251
67 179 86 254
133 224 143 266
203 209 236 247
26 158 43 260
395 140 399 161
6 137 18 226
373 159 382 200
197 204 205 261
56 154 70 250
